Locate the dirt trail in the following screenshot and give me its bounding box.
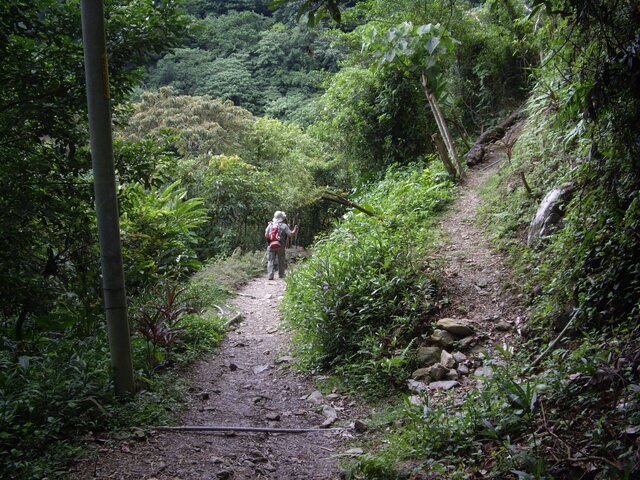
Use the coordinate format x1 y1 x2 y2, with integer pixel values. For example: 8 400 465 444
436 153 526 347
68 145 527 479
70 277 357 479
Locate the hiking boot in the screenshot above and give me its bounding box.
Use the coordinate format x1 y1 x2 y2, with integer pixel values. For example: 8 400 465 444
268 274 274 280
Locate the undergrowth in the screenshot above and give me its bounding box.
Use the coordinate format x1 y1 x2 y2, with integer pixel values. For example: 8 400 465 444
0 251 263 479
282 162 454 397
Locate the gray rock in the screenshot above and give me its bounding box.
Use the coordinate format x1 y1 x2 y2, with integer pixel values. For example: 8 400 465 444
495 321 512 332
440 350 457 369
252 364 270 374
275 356 295 364
411 367 432 381
428 362 449 381
528 185 572 249
429 329 456 346
453 351 467 364
445 369 459 380
306 390 323 404
320 404 337 428
436 318 475 337
417 346 442 366
344 448 364 455
407 379 428 391
474 366 494 378
428 380 459 390
457 364 470 375
458 336 477 349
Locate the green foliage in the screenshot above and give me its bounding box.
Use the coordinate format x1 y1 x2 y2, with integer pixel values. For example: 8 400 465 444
270 0 345 25
196 54 263 111
0 336 113 479
451 2 533 128
194 10 274 55
145 11 346 118
185 0 271 17
310 67 434 180
479 0 640 332
362 21 459 100
131 281 228 373
282 165 454 392
348 344 638 479
189 250 267 294
179 154 276 256
0 0 191 338
119 88 256 158
121 88 331 256
133 283 196 355
119 181 208 291
0 255 238 479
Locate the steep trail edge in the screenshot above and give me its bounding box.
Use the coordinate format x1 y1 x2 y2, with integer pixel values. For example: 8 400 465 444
68 140 529 480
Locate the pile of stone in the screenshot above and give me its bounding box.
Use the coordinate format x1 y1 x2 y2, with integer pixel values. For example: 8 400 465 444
409 318 491 393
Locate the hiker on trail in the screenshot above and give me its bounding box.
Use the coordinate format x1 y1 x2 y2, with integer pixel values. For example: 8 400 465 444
265 211 298 280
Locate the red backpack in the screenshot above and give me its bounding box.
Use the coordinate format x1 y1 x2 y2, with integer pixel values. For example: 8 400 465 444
267 222 283 250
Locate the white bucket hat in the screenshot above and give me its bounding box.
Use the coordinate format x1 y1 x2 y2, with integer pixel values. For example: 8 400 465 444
272 211 286 222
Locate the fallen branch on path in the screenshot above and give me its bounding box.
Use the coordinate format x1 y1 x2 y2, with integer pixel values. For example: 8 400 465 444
466 107 524 167
153 425 350 434
224 313 243 328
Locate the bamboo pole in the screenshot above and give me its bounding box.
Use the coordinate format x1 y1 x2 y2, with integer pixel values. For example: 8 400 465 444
81 0 135 397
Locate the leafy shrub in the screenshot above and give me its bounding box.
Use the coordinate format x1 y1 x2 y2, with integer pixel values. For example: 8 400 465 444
0 336 112 479
281 164 454 391
119 180 208 292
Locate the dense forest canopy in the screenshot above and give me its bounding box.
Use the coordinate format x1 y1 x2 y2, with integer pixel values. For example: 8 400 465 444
1 0 639 477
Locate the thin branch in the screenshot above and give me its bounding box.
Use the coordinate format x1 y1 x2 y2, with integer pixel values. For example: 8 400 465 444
153 425 350 434
321 192 383 219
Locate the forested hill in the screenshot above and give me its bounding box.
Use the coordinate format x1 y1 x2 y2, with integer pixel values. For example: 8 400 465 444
143 0 346 122
1 0 639 478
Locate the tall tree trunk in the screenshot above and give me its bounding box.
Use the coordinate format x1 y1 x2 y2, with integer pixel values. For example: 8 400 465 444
431 133 457 176
421 72 464 179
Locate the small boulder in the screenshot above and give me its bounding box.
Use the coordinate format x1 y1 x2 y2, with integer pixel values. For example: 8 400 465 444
495 321 512 332
428 380 459 391
436 318 475 337
411 368 432 381
453 351 467 364
417 346 442 366
306 390 324 404
320 405 338 428
429 329 456 346
429 363 449 381
528 186 572 249
440 350 457 369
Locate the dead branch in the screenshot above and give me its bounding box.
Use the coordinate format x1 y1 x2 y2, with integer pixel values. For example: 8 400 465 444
520 171 532 195
466 108 524 167
224 313 243 328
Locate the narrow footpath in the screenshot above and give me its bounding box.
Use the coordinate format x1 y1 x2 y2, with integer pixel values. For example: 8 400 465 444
69 278 358 480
